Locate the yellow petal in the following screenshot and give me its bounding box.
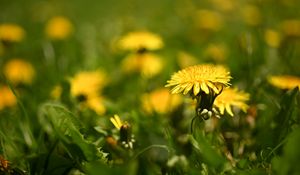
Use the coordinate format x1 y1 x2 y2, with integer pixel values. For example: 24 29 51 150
225 104 234 116
200 82 210 94
193 82 200 96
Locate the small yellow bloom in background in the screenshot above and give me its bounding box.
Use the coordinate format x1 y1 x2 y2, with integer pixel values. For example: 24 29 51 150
85 95 106 115
280 19 300 37
241 5 261 26
264 29 281 48
268 75 300 90
214 88 250 116
165 64 231 96
69 70 107 115
194 10 223 32
118 31 164 52
45 16 73 40
210 0 236 12
70 70 107 97
50 85 62 100
0 86 17 111
177 51 198 69
204 44 227 62
141 88 182 114
4 59 35 85
0 24 25 43
122 53 163 78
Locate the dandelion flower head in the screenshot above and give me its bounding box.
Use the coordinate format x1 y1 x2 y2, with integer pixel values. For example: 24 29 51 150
0 24 25 42
118 31 163 51
0 86 17 111
4 59 35 85
268 75 300 90
122 53 163 78
214 88 250 116
70 70 107 97
141 88 182 114
45 16 73 40
166 64 231 96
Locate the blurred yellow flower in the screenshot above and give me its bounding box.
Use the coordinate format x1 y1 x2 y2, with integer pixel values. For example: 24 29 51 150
268 75 300 90
70 70 107 97
122 53 163 78
50 85 62 100
211 0 236 12
4 59 35 85
118 31 163 52
195 10 222 32
166 64 231 96
69 70 107 115
281 19 300 37
0 24 25 42
45 16 73 40
142 88 182 114
214 88 249 116
264 29 281 48
204 44 227 62
177 51 198 68
0 86 17 111
241 5 261 26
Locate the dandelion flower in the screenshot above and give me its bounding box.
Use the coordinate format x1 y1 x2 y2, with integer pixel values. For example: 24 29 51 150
214 88 250 116
177 51 198 68
268 75 300 90
45 16 73 40
204 44 227 62
0 24 25 42
264 29 281 48
118 31 163 52
4 59 35 85
110 114 135 149
70 70 107 97
0 86 17 111
194 10 223 32
122 53 163 78
142 88 182 114
69 70 107 115
50 85 62 100
166 64 231 96
281 19 300 37
241 5 261 26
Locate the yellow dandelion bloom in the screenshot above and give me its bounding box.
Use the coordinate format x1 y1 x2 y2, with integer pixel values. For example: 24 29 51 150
4 59 35 85
264 29 281 48
204 44 227 62
45 16 73 40
211 0 236 12
0 24 25 42
177 51 198 69
122 53 163 78
214 88 250 116
141 88 182 114
118 31 163 51
69 70 107 97
0 86 17 111
281 19 300 37
241 5 261 26
50 85 62 100
165 64 231 96
85 95 106 115
268 75 300 90
110 114 123 130
194 10 223 32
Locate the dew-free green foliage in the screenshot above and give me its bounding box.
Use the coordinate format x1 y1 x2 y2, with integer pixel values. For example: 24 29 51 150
1 0 300 174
